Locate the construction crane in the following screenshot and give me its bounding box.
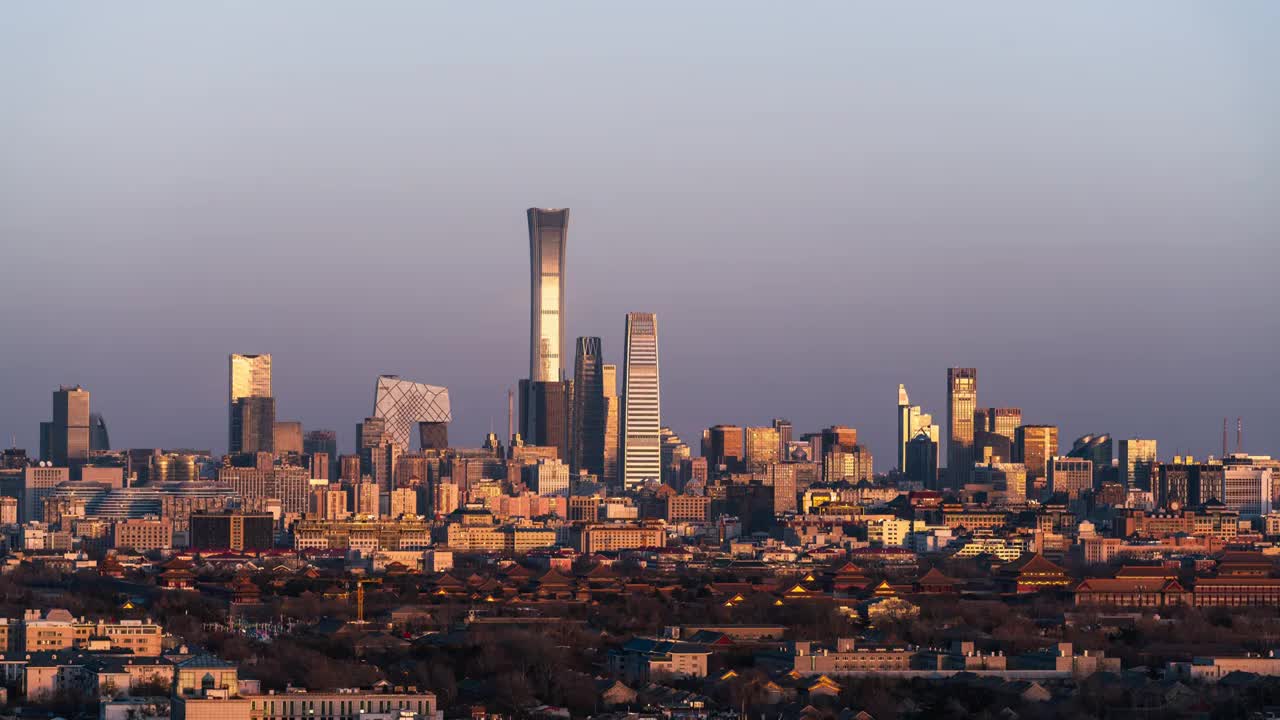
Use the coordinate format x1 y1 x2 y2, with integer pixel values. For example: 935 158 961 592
352 578 382 624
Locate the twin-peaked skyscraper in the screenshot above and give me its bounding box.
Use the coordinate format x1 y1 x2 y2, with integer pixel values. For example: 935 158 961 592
522 208 661 488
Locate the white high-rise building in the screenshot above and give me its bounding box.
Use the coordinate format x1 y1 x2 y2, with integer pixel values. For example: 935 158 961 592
527 208 569 383
621 312 661 489
1223 466 1273 518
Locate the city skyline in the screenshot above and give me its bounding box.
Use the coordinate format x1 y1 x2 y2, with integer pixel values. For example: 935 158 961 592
1 4 1277 464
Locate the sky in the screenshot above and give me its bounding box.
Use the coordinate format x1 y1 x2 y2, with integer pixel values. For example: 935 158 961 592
1 2 1278 467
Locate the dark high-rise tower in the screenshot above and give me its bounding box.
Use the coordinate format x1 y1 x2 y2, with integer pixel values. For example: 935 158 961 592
88 413 110 452
571 337 605 477
230 396 275 455
519 379 571 462
50 385 90 466
946 368 977 488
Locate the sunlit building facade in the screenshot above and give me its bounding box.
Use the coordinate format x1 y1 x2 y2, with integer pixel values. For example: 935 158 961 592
372 375 452 450
946 368 977 488
622 312 661 489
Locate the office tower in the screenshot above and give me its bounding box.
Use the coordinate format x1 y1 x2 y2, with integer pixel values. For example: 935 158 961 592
38 423 53 463
705 425 745 471
897 385 940 472
373 375 452 450
1013 425 1058 483
353 481 380 517
0 497 17 524
357 417 387 451
659 427 691 486
571 337 605 477
745 427 781 467
823 444 874 484
228 354 272 452
602 364 620 485
1119 438 1158 490
765 463 798 514
311 484 349 520
338 454 362 483
1223 467 1273 518
621 312 661 489
303 430 339 480
50 385 90 466
88 413 110 452
389 486 418 518
819 426 859 454
531 458 571 497
772 419 793 459
365 441 401 492
527 207 569 384
273 421 304 456
946 368 977 488
230 396 275 455
308 452 329 483
974 407 1020 464
419 422 449 451
519 379 571 462
1068 434 1113 482
976 407 1022 439
1049 457 1094 500
905 430 940 489
5 466 71 522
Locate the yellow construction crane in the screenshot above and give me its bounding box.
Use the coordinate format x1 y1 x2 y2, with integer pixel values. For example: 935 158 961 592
352 578 381 624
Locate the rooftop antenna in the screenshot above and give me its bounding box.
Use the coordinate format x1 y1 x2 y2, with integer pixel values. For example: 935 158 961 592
1237 417 1243 454
1222 418 1228 458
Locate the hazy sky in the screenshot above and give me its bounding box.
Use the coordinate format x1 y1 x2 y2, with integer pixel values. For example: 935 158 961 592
2 2 1277 467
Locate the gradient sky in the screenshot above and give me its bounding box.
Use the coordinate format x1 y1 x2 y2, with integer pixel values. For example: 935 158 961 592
2 2 1278 467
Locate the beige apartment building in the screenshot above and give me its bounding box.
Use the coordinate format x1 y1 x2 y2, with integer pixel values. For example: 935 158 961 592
21 609 163 656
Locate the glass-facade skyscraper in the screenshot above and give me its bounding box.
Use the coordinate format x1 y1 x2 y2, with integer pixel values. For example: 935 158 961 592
602 363 620 486
621 312 661 489
527 208 569 384
571 336 605 478
946 368 977 488
229 353 272 453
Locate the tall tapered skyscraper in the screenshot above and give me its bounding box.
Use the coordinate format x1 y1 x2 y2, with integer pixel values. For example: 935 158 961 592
621 313 661 489
946 368 977 488
229 354 273 454
527 208 569 383
571 337 605 477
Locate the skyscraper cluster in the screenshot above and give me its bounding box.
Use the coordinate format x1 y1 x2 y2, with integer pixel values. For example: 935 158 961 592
518 208 662 489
